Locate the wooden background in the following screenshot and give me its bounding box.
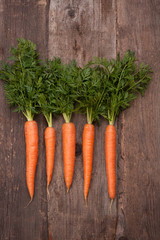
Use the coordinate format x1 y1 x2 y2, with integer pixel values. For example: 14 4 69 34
0 0 160 239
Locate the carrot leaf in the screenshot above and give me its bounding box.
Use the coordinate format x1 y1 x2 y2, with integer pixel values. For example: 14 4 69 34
91 51 152 124
0 38 42 121
41 59 79 123
38 58 62 126
72 65 107 124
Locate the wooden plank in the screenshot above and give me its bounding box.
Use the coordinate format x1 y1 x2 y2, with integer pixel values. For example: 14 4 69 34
48 1 117 239
116 1 160 239
0 1 49 239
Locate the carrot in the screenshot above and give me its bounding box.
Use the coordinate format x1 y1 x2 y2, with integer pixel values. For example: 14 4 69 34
83 124 95 202
91 51 152 200
45 127 56 188
105 125 116 200
25 120 38 200
73 65 107 203
62 122 76 191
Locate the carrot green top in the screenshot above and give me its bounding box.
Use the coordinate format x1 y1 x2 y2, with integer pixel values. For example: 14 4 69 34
91 51 152 125
55 60 79 123
38 58 62 127
0 40 152 125
40 59 79 124
73 65 107 124
0 38 42 121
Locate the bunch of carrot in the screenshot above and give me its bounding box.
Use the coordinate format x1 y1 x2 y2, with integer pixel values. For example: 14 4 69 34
0 39 152 204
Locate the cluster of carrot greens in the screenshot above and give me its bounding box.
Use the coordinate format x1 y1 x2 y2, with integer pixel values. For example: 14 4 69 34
0 39 152 204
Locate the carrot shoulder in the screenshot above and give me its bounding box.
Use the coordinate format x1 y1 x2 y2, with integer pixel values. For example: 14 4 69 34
62 122 75 191
83 124 95 202
105 125 116 200
45 127 56 188
25 120 38 200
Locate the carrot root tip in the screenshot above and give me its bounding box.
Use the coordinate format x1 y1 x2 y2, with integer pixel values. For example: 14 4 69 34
24 197 33 208
85 197 88 207
109 199 114 212
47 186 50 200
67 188 69 193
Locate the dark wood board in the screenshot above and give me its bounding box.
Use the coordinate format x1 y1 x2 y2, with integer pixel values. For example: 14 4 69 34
48 1 117 239
0 0 160 239
0 1 49 239
116 1 160 240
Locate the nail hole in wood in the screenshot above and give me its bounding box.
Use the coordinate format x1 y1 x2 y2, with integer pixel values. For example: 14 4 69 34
68 9 75 18
118 237 128 240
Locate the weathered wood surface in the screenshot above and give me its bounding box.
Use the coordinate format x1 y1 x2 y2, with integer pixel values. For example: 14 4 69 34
0 0 160 240
0 1 49 239
116 1 160 240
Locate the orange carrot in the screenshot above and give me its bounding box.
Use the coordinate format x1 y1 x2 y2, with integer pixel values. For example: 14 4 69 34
62 122 75 191
25 120 38 200
105 125 116 200
45 127 56 188
83 124 95 202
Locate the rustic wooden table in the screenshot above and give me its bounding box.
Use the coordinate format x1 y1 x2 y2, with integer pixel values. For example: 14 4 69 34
0 1 160 240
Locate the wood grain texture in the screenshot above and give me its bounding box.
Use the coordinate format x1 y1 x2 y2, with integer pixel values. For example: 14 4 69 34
1 0 160 239
49 0 116 65
116 1 160 239
0 1 49 239
48 0 117 239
